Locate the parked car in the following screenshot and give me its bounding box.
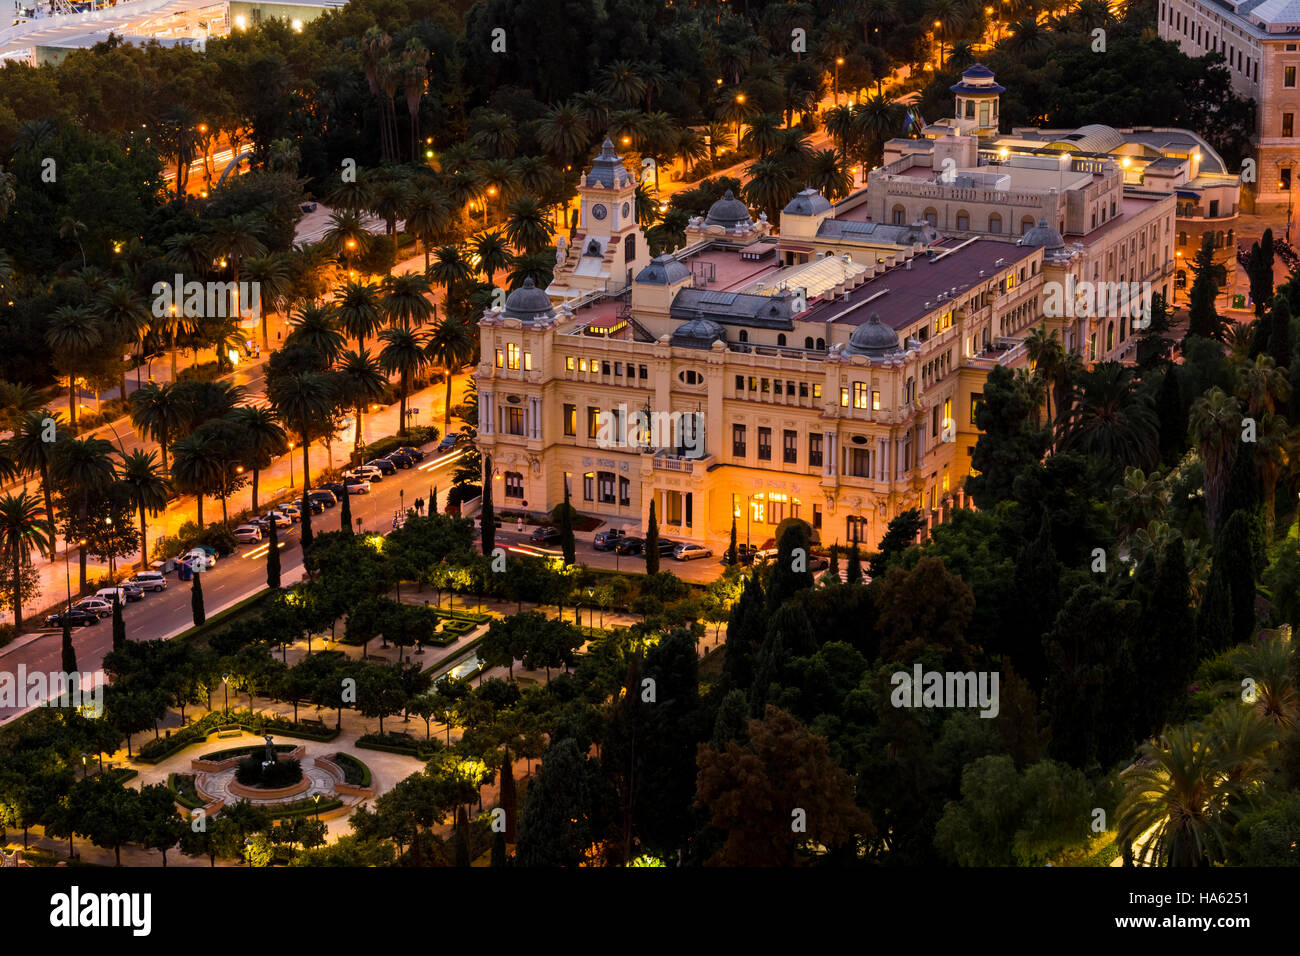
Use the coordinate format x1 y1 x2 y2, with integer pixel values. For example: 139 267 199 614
350 464 384 481
179 548 216 569
72 598 113 618
615 536 645 555
436 433 460 453
751 547 780 565
233 524 263 543
385 451 416 468
674 543 713 561
530 525 563 544
127 571 167 592
808 555 830 572
258 511 292 529
45 609 99 628
308 490 338 508
656 538 678 556
364 458 396 476
277 504 302 521
95 585 143 604
719 543 761 565
344 478 371 494
593 528 626 551
396 445 425 461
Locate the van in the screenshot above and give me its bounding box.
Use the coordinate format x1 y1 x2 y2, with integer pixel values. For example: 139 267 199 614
127 571 167 592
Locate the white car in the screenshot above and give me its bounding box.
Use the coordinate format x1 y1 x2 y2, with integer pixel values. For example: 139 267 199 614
127 571 167 592
349 464 383 481
259 511 292 528
181 548 216 569
72 598 114 618
278 504 302 521
344 478 371 494
233 524 263 543
674 543 713 561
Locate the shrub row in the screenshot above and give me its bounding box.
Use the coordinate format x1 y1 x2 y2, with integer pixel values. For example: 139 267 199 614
356 732 443 759
266 796 344 820
363 425 439 461
199 743 298 764
136 710 338 763
331 752 372 788
168 773 205 810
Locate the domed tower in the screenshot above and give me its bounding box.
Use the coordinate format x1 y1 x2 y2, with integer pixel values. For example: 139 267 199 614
845 313 901 358
500 278 557 324
949 64 1004 139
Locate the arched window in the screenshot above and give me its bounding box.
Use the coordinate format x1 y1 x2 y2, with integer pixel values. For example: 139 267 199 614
1216 230 1225 248
988 214 1002 235
1021 217 1035 234
816 337 825 350
739 330 748 343
923 207 938 227
777 334 787 346
892 205 906 226
804 336 814 349
956 211 970 231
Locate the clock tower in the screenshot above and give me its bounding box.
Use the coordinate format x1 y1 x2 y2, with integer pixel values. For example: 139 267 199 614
547 137 652 303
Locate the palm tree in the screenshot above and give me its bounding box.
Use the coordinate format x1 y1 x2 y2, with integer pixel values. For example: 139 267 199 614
96 280 150 397
507 254 555 291
0 491 54 632
1059 362 1159 472
600 60 648 108
378 327 430 438
400 38 429 162
268 372 334 551
805 149 853 202
381 272 434 329
242 252 294 350
852 94 904 167
117 449 168 571
333 280 386 350
471 231 512 282
0 382 43 431
674 128 709 176
11 409 64 541
367 173 415 266
424 318 475 430
326 169 373 216
45 305 101 428
169 432 225 529
0 164 15 218
427 246 473 299
479 159 521 223
470 110 521 159
287 304 345 364
537 103 590 166
1006 17 1051 58
1235 354 1289 419
1111 467 1170 541
503 198 553 256
58 218 88 269
322 212 373 274
1228 635 1299 730
1025 324 1065 433
703 122 732 166
1189 387 1243 535
50 437 116 591
128 383 185 471
335 349 388 456
226 406 287 513
742 160 798 221
206 213 268 316
740 114 784 158
572 90 611 138
405 188 453 270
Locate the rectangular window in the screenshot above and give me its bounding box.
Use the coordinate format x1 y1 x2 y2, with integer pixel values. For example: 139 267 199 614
579 358 588 372
639 365 648 379
1285 112 1295 138
943 397 952 433
566 356 575 371
853 382 869 409
761 378 771 394
495 349 504 368
773 380 782 395
506 407 524 436
507 343 520 370
848 448 871 478
758 427 772 461
602 361 611 376
583 472 594 501
732 424 746 458
783 430 798 464
871 390 881 411
970 392 983 425
597 471 616 504
768 493 788 524
563 404 576 437
813 384 822 399
812 503 822 530
735 374 745 391
587 406 600 439
524 351 533 371
840 386 850 407
799 382 809 398
618 476 630 507
809 433 823 468
504 472 524 498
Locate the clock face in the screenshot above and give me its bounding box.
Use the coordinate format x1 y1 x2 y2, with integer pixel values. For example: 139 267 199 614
622 202 631 219
591 203 608 222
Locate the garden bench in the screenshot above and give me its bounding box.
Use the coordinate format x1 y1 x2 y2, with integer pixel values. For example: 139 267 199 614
300 718 327 731
216 725 243 739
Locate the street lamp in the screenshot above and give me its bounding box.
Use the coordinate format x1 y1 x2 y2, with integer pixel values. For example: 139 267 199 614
222 673 230 712
834 57 844 105
288 441 296 488
314 793 322 820
80 753 89 780
934 20 944 70
65 537 86 611
586 586 594 634
734 93 747 152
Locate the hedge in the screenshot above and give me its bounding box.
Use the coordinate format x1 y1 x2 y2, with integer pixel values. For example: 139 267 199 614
136 710 339 763
332 752 372 787
168 773 205 810
356 732 442 759
103 767 137 785
363 425 439 461
268 797 344 820
198 743 298 763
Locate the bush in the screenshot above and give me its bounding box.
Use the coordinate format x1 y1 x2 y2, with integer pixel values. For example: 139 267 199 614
176 361 222 383
200 743 298 763
446 483 481 509
331 752 372 787
356 731 442 758
169 773 205 810
0 623 16 648
363 425 440 460
266 796 344 819
195 523 239 557
235 755 303 788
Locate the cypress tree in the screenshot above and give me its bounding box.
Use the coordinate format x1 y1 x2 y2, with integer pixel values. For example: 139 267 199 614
111 593 126 651
726 515 738 566
766 522 813 611
1268 299 1292 370
1200 511 1256 653
721 573 764 692
191 570 205 626
645 500 659 575
454 806 471 867
491 830 508 867
1185 234 1226 341
61 620 76 674
1246 243 1272 318
481 455 496 556
846 542 862 583
1248 309 1272 359
1262 227 1276 276
1155 365 1187 464
339 479 353 534
431 486 438 515
824 543 840 585
1010 513 1060 688
1135 538 1196 729
267 510 281 589
559 478 575 566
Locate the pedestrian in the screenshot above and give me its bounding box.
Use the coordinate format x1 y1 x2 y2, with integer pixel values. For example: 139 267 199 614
414 496 424 516
516 516 523 533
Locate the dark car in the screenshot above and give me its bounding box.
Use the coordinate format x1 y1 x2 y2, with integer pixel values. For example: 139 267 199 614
45 609 99 628
436 433 461 453
656 538 678 556
366 458 397 476
593 528 626 551
808 555 830 572
615 536 645 555
530 525 563 544
396 445 425 461
308 490 338 508
385 451 416 469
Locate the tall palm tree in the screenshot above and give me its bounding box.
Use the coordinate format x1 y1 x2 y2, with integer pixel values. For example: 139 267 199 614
470 110 521 159
11 409 63 542
128 383 185 471
1190 387 1243 536
169 432 225 529
335 348 388 456
1025 324 1065 434
572 90 611 138
536 103 590 166
50 437 116 591
805 149 853 202
242 252 294 350
268 372 334 552
326 168 373 215
427 246 473 300
45 305 101 428
378 327 430 438
1235 354 1289 419
405 189 453 271
0 491 54 632
117 449 169 571
381 272 434 329
503 198 553 256
367 173 415 266
400 38 430 162
206 213 268 316
424 318 475 430
58 218 88 269
507 254 555 292
852 94 904 167
333 280 386 350
322 211 373 274
703 122 732 166
1059 362 1159 472
599 60 648 108
96 280 150 398
287 304 345 365
1111 467 1170 541
742 160 798 220
674 128 709 176
471 230 513 282
0 382 43 431
740 114 784 158
479 159 522 223
226 406 287 513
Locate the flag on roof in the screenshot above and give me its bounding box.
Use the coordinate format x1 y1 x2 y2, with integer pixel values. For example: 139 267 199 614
903 106 927 137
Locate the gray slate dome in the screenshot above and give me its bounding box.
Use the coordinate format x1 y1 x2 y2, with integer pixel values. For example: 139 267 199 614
846 313 899 357
501 278 556 323
783 188 833 217
671 317 727 349
1017 217 1065 252
636 254 692 285
704 189 753 230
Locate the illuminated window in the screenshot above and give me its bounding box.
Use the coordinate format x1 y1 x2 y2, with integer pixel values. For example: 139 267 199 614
494 349 503 368
768 492 788 524
853 382 868 409
1006 272 1016 290
507 343 520 370
505 407 524 435
937 311 952 332
871 390 881 411
587 406 600 439
841 386 850 407
524 351 533 371
563 404 576 436
813 384 822 399
579 358 588 372
566 356 575 371
583 472 594 500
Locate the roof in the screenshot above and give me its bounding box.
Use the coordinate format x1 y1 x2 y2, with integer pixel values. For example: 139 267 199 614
783 188 833 217
501 278 556 322
584 138 633 189
704 190 753 229
670 318 728 348
846 313 900 357
669 287 797 330
816 218 937 246
636 254 692 285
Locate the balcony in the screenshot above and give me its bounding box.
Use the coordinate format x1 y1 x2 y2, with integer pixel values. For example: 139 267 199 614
652 451 714 474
